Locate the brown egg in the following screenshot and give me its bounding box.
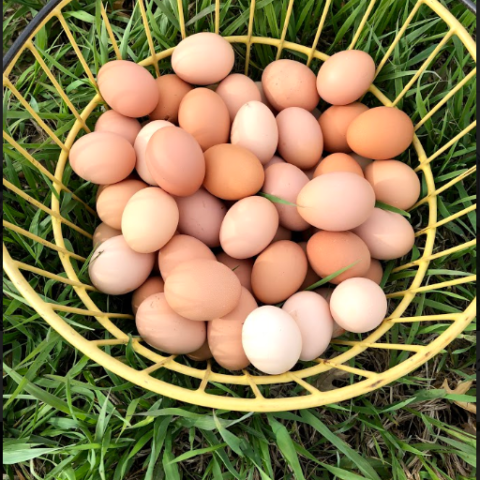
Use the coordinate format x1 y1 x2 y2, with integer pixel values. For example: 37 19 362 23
251 240 308 304
347 107 414 160
216 252 254 292
149 74 193 123
306 231 371 284
203 144 264 200
136 293 206 354
93 222 121 249
208 287 256 370
313 153 364 178
216 74 262 120
178 88 230 151
318 103 369 153
298 241 320 290
95 110 141 145
187 340 213 362
364 259 383 285
271 225 292 243
146 126 205 197
164 258 242 321
132 276 165 315
365 160 421 210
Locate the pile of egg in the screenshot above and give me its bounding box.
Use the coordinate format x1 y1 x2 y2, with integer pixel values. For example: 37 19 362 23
76 32 420 375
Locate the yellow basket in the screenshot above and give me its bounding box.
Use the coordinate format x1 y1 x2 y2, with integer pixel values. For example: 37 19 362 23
3 0 477 412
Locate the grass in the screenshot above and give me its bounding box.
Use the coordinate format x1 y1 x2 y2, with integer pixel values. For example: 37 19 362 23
3 0 477 478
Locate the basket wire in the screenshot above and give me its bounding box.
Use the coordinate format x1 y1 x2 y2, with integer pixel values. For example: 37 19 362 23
3 0 477 411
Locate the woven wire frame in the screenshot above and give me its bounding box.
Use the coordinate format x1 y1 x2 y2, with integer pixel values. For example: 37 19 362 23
3 0 477 411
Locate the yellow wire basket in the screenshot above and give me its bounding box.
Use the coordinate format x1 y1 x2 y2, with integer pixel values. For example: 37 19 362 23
3 0 477 412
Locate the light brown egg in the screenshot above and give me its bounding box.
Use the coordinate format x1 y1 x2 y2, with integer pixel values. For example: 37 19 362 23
178 88 230 151
255 81 276 112
95 110 141 145
164 258 242 321
351 153 373 171
276 107 323 169
132 276 165 315
365 160 421 210
318 103 369 153
364 259 383 285
136 293 206 354
69 132 135 185
251 240 308 304
216 252 254 292
92 222 121 249
263 155 285 169
262 59 319 111
149 74 193 123
298 241 320 290
347 107 414 160
122 187 179 253
97 60 159 117
271 225 292 243
313 153 364 178
216 74 262 120
203 144 264 200
158 234 215 280
307 231 371 284
146 126 205 197
187 340 213 362
208 287 257 370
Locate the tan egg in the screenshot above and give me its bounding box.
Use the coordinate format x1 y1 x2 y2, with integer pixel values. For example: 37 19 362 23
271 225 292 243
203 144 264 200
263 163 310 231
132 276 165 315
298 241 320 290
187 340 213 362
208 287 257 370
178 88 230 151
276 107 323 169
347 107 414 160
251 240 308 304
122 187 179 253
365 160 421 210
164 258 242 321
136 293 206 354
149 74 193 123
353 208 415 260
158 234 215 280
351 153 373 171
95 110 141 145
318 103 369 153
231 101 279 164
172 32 235 85
316 51 375 105
264 155 285 170
89 235 155 295
96 179 147 229
307 231 371 284
175 188 226 247
364 259 383 285
69 132 135 185
216 74 262 120
97 60 159 117
216 252 254 292
313 153 364 178
146 126 205 196
220 196 279 259
93 222 121 249
297 172 375 231
262 59 319 111
255 81 276 112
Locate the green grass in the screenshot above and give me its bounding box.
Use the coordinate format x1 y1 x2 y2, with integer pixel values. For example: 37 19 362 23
3 0 477 478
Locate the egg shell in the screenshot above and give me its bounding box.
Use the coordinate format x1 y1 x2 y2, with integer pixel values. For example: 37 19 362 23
136 292 206 354
164 258 242 321
97 60 159 117
242 306 302 375
146 126 205 196
263 163 310 231
208 287 257 370
297 172 375 231
158 234 215 280
276 107 323 169
122 187 179 253
262 59 319 111
347 107 414 160
178 88 230 151
365 160 420 210
251 240 308 304
282 291 333 361
313 153 364 178
175 188 226 247
255 81 276 112
132 276 165 315
89 235 155 295
92 222 121 249
330 277 387 333
351 153 373 171
364 259 383 285
316 51 375 105
203 144 265 200
172 32 235 85
69 132 135 185
353 208 415 260
263 155 285 169
95 110 141 145
231 101 279 164
315 287 347 337
271 225 292 243
220 196 279 259
216 252 254 292
298 241 320 290
187 340 213 362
